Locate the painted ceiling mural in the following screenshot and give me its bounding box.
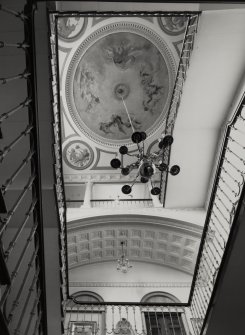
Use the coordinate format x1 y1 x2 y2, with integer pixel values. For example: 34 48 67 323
58 15 187 176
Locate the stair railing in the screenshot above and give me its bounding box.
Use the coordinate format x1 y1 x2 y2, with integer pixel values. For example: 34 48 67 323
0 3 47 335
188 93 245 334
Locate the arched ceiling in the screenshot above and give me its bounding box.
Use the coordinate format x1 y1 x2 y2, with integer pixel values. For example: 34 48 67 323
67 215 202 275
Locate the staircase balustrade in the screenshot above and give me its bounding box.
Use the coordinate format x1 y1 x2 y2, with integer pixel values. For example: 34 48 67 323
64 302 190 335
189 94 245 334
0 3 47 335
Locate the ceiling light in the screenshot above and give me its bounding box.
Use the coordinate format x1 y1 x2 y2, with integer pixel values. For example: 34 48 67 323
110 98 180 195
117 241 132 273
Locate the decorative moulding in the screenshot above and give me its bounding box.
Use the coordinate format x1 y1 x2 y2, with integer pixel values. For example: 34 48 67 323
69 281 192 288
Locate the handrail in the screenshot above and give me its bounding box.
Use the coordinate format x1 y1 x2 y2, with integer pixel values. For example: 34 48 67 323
48 10 69 332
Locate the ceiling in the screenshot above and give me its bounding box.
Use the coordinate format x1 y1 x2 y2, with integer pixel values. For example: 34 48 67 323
67 215 202 274
52 3 245 300
58 7 245 210
59 14 185 180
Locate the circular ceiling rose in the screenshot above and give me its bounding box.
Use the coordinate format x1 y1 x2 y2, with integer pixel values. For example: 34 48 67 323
66 22 176 146
63 140 94 170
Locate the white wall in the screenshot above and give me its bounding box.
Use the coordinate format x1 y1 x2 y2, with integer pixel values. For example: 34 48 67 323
166 9 245 208
69 261 192 303
92 183 150 200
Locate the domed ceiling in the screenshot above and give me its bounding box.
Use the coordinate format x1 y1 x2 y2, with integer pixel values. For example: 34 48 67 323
58 15 187 176
66 25 175 145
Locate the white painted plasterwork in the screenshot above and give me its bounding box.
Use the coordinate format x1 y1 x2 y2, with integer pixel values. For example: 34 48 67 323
69 281 192 287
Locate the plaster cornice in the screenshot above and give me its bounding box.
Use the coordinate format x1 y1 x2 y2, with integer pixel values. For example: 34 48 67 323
69 281 192 288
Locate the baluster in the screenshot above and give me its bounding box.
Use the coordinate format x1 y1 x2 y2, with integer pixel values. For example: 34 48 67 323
192 288 206 321
104 305 107 335
97 305 100 334
0 41 30 49
133 306 137 334
177 308 184 335
226 146 245 164
189 306 199 335
24 288 41 335
7 243 39 324
13 266 40 335
210 220 226 251
154 306 160 335
112 305 115 334
190 301 201 334
217 184 235 207
167 306 176 335
229 136 245 149
211 211 229 236
0 71 31 85
193 295 204 330
65 302 74 335
160 306 168 335
0 223 38 308
222 166 242 189
1 150 35 194
224 156 244 177
147 306 152 335
33 310 42 335
0 124 33 162
218 174 237 197
206 228 223 259
216 192 233 216
0 174 36 236
140 306 146 335
0 5 28 20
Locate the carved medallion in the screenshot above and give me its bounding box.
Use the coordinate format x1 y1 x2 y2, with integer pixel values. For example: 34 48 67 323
57 17 87 41
63 140 94 170
158 16 188 35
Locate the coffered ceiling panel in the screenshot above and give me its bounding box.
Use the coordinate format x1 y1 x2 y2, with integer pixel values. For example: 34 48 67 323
67 216 202 275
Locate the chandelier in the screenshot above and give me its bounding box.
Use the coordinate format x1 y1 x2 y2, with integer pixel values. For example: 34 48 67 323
110 98 180 195
117 241 132 273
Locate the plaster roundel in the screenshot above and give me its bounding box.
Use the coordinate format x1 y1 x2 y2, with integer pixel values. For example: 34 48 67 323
66 22 176 147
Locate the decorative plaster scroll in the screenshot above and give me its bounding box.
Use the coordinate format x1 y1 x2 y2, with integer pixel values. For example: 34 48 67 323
69 281 192 288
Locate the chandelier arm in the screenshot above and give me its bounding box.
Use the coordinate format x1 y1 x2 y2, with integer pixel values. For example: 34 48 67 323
121 97 135 133
126 153 139 158
130 172 140 187
137 142 142 155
